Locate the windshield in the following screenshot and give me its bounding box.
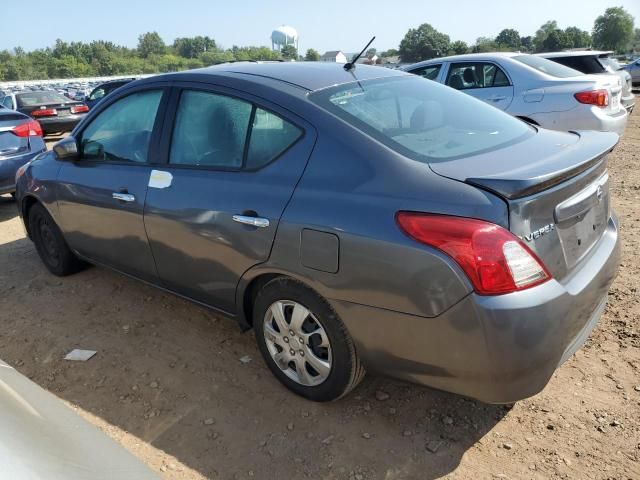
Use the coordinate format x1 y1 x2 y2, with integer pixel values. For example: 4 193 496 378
513 55 582 78
310 76 533 162
16 91 75 107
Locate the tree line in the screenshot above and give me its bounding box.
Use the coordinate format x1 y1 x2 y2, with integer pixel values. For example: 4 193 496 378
0 6 638 81
398 7 638 62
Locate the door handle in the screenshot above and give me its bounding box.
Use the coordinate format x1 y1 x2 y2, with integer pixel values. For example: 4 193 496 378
488 95 507 102
232 215 270 228
112 192 136 203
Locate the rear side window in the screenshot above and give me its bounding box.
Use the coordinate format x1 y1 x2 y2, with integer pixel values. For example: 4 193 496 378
169 90 302 169
310 76 533 162
80 90 163 163
2 96 13 109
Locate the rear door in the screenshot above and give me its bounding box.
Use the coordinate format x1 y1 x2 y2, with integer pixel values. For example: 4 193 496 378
143 84 316 314
445 61 514 110
56 86 168 282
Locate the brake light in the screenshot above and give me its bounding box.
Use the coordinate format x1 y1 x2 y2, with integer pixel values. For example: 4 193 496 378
32 108 57 118
574 89 609 107
11 120 43 137
396 212 551 295
71 105 89 114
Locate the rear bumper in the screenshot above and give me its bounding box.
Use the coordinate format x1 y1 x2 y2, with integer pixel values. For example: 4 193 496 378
36 115 85 134
332 214 620 403
0 145 45 194
531 106 628 136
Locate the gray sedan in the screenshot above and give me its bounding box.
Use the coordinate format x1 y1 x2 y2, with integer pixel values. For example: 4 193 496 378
15 63 620 403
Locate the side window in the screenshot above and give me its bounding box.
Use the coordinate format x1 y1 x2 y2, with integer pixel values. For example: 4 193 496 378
410 64 441 81
89 88 105 101
170 91 251 168
169 90 302 170
246 108 302 169
2 96 13 109
446 63 510 89
80 89 162 163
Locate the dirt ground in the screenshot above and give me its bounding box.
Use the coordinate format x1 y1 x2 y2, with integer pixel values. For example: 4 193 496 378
1 111 639 480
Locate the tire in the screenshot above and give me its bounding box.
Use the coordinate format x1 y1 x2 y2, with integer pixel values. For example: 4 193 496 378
28 203 85 276
253 277 365 402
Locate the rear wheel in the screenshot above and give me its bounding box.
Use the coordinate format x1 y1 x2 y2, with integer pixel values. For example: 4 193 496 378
29 203 85 276
253 278 365 401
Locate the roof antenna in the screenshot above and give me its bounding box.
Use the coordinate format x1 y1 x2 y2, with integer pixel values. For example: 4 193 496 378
344 36 376 71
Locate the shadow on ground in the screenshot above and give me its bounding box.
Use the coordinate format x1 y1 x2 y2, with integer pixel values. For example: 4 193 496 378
0 199 506 479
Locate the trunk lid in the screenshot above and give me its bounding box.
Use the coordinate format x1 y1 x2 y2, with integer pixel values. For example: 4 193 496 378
429 129 618 281
0 113 30 157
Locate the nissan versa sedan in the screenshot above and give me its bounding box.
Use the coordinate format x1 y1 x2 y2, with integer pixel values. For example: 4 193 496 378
403 52 628 135
15 63 620 403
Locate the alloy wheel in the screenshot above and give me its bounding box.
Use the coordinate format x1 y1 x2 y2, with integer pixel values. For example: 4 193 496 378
263 300 332 386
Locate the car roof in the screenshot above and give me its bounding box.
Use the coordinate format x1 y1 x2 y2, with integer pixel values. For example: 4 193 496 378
155 62 408 92
403 52 523 70
538 51 614 58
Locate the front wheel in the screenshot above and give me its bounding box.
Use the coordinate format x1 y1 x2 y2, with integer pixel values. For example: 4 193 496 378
29 203 85 276
253 278 365 401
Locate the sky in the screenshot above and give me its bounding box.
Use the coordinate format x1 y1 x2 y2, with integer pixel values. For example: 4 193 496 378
1 0 639 54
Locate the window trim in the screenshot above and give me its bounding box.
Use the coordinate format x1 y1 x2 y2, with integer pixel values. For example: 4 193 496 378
74 86 170 167
161 85 306 173
445 61 513 90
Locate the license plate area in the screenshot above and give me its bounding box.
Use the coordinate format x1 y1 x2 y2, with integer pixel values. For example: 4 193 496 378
58 109 71 117
555 173 609 268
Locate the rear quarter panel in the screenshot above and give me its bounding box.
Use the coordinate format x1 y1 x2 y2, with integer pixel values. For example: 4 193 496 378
242 106 509 319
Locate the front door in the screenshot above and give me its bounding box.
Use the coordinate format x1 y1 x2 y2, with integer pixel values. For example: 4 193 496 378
56 88 166 282
445 62 515 111
143 86 316 314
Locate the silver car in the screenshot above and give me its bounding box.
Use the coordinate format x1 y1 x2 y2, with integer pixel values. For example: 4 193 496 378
16 63 620 403
0 359 158 479
403 52 628 135
538 51 635 114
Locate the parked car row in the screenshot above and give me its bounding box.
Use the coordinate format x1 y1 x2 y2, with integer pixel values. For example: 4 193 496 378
402 52 631 135
14 61 621 404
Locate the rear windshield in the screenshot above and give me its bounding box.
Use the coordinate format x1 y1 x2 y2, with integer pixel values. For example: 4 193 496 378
310 76 533 162
16 91 73 107
513 55 582 78
550 55 605 74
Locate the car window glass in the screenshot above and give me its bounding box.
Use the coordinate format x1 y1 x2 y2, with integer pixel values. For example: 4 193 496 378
310 76 533 162
2 96 13 109
246 108 302 169
170 91 252 168
513 55 581 78
446 63 510 89
89 88 105 101
80 90 162 163
410 65 441 80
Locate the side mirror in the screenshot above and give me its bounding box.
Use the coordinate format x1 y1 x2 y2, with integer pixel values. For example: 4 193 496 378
53 136 79 161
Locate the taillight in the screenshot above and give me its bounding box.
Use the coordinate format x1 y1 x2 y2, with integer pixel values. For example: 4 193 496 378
396 212 551 295
71 105 89 114
32 108 57 118
574 89 609 107
11 120 43 137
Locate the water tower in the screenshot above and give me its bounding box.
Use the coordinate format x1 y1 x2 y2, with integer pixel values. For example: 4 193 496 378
271 25 299 51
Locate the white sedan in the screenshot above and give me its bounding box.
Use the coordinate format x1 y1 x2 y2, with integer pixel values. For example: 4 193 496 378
402 52 628 135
